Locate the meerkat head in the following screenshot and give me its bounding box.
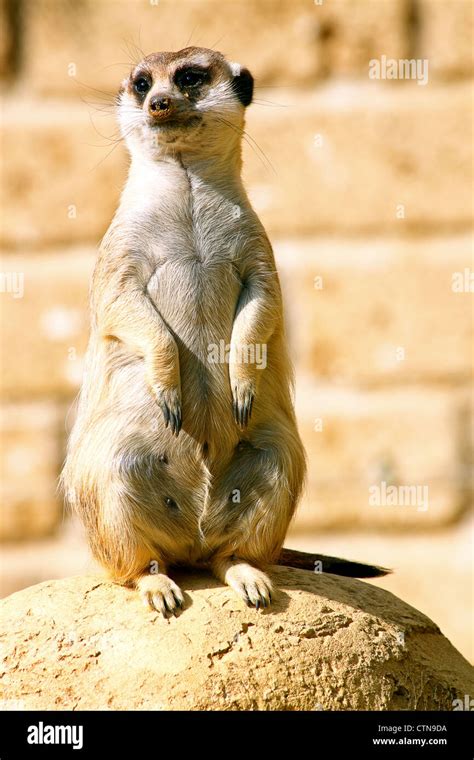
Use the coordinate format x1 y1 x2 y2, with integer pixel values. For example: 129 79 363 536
118 46 254 159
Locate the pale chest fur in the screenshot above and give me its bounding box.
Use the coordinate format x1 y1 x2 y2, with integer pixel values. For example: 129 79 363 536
108 156 260 359
116 156 253 269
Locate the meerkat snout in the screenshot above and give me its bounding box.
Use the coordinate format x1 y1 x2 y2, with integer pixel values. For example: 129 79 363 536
148 94 174 119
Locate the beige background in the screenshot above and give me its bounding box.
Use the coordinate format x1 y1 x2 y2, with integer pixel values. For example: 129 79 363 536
1 0 473 662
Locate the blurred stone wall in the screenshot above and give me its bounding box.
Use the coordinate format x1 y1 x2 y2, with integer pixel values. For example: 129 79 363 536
1 0 472 543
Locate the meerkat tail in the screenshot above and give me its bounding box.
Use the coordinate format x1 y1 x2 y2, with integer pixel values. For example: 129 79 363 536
276 547 392 578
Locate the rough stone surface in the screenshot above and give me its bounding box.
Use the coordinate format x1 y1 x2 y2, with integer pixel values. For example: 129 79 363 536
419 0 474 79
1 569 472 710
0 0 12 78
278 235 474 383
295 382 470 530
0 103 125 248
3 235 472 398
19 0 407 94
0 250 93 399
244 83 472 235
1 83 471 247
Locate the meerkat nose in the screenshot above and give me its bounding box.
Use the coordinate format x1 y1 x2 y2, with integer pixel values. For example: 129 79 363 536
148 95 173 118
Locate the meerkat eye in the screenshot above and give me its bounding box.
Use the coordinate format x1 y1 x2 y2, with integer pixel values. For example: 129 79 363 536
175 68 208 90
134 76 151 95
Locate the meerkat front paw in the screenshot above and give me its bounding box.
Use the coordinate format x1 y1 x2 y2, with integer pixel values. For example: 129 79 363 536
151 385 182 436
137 573 184 617
225 563 273 609
231 377 255 428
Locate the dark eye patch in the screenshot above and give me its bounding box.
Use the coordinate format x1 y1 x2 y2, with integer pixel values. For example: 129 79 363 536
133 74 152 97
174 66 209 91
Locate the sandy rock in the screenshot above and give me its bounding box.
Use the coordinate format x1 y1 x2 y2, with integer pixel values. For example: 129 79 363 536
1 568 472 710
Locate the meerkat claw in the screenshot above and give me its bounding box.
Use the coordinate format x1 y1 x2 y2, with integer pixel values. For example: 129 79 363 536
153 387 182 436
169 409 181 436
161 403 170 427
139 575 184 618
232 389 254 428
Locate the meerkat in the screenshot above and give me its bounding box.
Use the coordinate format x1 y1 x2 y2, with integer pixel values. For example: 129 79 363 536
61 47 388 617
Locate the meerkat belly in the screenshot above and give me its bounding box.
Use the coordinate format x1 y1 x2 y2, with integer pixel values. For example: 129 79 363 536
146 253 240 441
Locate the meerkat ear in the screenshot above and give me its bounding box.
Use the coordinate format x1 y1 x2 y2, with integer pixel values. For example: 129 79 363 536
231 65 254 107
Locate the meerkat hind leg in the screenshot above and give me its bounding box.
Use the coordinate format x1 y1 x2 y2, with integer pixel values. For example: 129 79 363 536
137 572 184 618
212 556 273 609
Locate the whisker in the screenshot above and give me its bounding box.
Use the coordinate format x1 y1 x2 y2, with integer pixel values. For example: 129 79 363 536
207 32 228 50
88 139 124 172
71 78 117 101
87 122 140 172
85 105 143 148
95 61 135 74
121 36 146 66
252 99 288 108
81 96 140 117
78 94 119 113
211 114 275 175
184 24 199 48
214 108 276 174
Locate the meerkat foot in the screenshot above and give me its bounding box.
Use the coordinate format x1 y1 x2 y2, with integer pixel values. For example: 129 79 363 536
220 561 273 609
137 573 184 617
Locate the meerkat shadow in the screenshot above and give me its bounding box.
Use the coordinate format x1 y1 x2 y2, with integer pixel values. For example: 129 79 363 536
170 564 402 621
268 565 415 629
169 565 404 624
